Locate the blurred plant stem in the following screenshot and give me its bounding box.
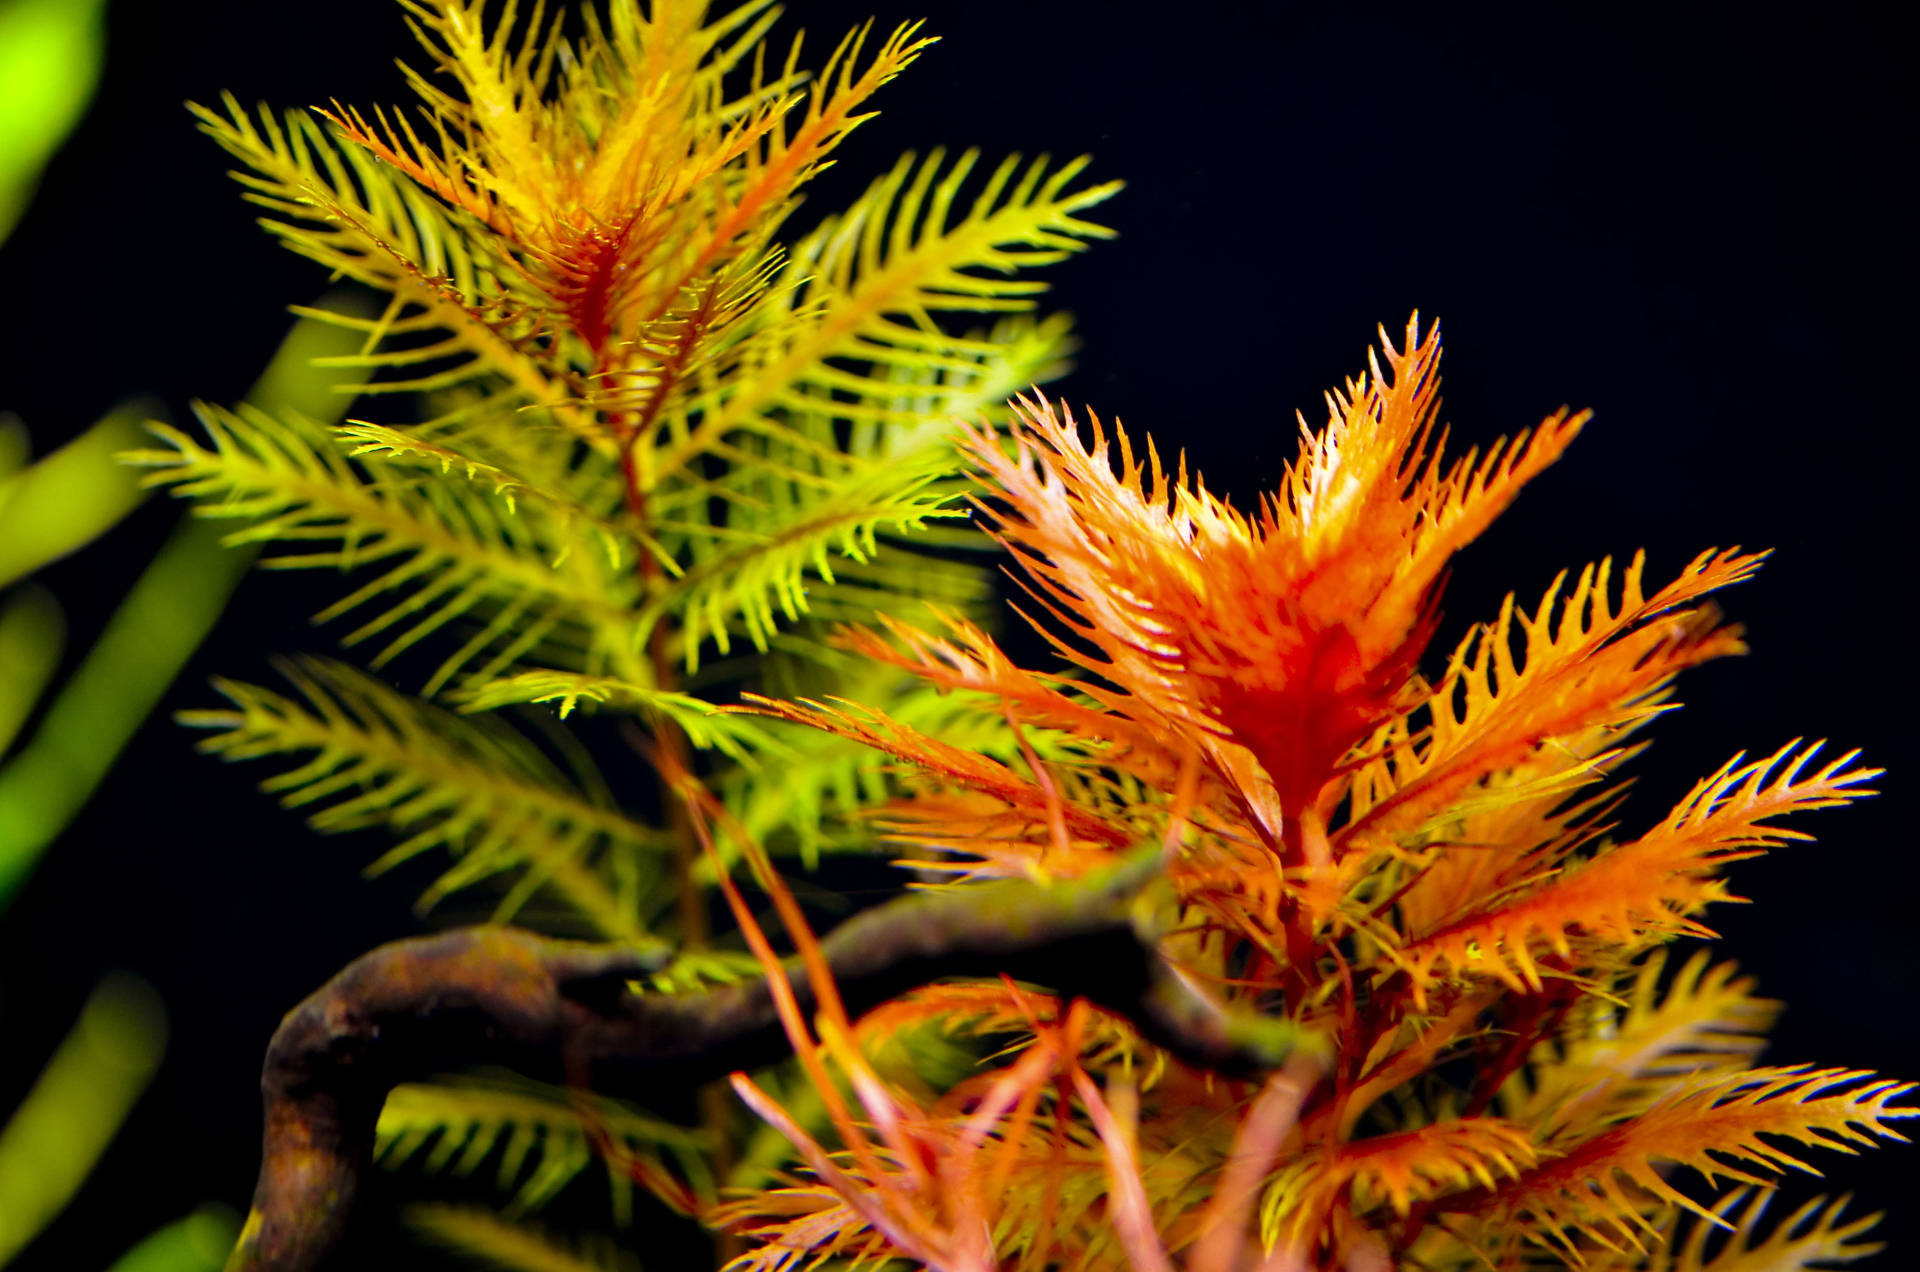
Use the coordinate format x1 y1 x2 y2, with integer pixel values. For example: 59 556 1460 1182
0 587 60 758
0 406 150 591
105 1207 241 1272
0 974 165 1266
0 298 369 909
0 0 107 241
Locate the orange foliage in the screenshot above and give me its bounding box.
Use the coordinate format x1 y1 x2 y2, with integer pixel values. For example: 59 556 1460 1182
724 317 1908 1270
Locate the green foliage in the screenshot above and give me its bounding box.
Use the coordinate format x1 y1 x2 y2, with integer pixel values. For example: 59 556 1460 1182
149 0 1118 1257
405 1205 643 1272
159 0 1115 926
131 404 640 696
0 976 165 1267
0 405 147 593
0 310 369 906
378 1077 710 1224
103 1207 240 1272
0 0 107 240
181 657 662 939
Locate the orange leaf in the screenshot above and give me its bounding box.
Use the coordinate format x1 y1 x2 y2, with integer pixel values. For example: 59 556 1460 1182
1394 742 1876 1003
1453 1066 1916 1256
1345 548 1762 857
959 317 1582 836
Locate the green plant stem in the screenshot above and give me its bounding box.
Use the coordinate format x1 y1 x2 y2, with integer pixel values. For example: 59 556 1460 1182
0 974 166 1266
0 584 61 758
0 513 253 908
0 405 149 591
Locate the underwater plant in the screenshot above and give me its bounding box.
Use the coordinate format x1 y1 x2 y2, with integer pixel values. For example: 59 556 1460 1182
712 328 1913 1270
126 0 1909 1269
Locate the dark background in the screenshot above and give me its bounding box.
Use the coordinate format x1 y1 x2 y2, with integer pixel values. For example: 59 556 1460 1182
1 0 1913 1267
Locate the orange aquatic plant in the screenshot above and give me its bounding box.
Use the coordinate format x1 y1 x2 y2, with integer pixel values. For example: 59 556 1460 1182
724 316 1910 1270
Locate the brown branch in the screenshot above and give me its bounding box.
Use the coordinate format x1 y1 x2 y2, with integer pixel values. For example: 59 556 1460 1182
225 851 1304 1272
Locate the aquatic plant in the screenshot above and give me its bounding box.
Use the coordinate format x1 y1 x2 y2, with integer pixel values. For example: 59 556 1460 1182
139 1 1908 1268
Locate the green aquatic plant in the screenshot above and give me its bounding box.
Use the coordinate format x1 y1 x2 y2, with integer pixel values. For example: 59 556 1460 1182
143 0 1121 1266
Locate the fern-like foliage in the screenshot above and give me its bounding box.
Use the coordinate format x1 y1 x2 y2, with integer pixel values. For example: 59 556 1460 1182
157 0 1119 935
1630 1190 1883 1272
1457 1066 1912 1258
1509 950 1780 1143
157 0 1117 1257
131 405 638 695
181 656 662 938
379 1077 710 1223
174 13 1114 682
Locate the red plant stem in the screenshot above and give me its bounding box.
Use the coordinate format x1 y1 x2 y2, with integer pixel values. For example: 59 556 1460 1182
1276 814 1322 1002
1461 970 1578 1120
610 331 737 1237
1189 1055 1325 1272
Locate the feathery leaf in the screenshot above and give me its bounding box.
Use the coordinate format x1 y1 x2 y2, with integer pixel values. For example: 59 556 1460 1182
130 405 638 694
180 657 660 937
381 1077 707 1224
1393 742 1877 1002
1458 1066 1915 1256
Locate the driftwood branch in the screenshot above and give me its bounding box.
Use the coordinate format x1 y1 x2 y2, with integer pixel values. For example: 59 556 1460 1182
226 853 1299 1272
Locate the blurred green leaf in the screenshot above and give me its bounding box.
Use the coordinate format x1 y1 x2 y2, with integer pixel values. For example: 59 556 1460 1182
0 418 27 479
0 293 371 910
0 513 255 908
0 404 151 592
102 1206 239 1272
0 974 166 1268
0 0 108 243
0 586 61 758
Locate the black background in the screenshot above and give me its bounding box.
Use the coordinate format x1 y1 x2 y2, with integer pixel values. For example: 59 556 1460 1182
1 1 1914 1267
